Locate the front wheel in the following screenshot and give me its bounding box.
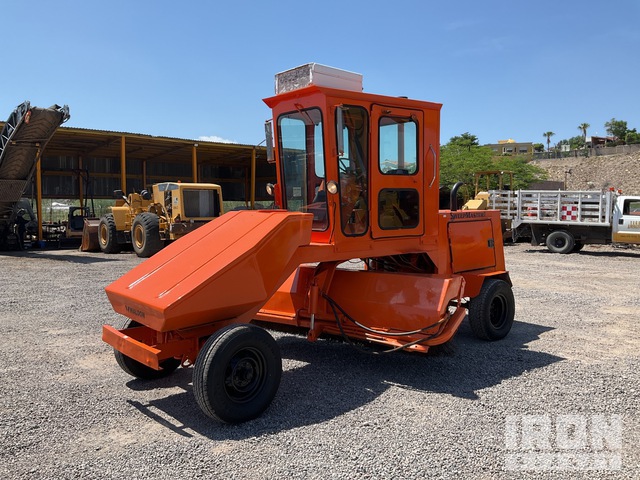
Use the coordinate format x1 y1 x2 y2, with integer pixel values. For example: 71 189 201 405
98 214 121 253
132 212 162 257
468 278 515 341
193 324 282 424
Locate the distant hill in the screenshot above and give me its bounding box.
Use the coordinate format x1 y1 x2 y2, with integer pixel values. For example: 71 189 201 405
531 152 640 195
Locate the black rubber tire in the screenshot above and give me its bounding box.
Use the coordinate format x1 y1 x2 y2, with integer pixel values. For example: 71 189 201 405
193 324 282 424
114 319 181 380
98 214 121 253
132 212 162 257
468 278 515 341
572 242 584 252
546 230 575 254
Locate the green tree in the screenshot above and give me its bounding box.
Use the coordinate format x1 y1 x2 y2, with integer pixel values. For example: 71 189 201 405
578 123 590 142
533 143 544 152
604 118 628 141
564 135 585 150
543 131 555 152
493 156 547 190
439 142 493 188
626 129 640 144
448 132 479 150
439 134 547 190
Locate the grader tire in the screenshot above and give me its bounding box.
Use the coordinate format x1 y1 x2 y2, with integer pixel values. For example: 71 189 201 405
132 212 162 258
193 324 282 424
468 278 515 341
113 319 181 380
98 214 121 253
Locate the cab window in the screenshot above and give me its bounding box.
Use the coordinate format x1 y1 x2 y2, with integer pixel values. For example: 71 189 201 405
379 117 418 174
278 108 328 230
337 106 368 236
624 199 640 215
378 188 419 229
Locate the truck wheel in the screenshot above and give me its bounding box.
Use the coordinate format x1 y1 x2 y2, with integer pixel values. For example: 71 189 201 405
572 242 584 252
132 212 162 257
114 319 181 380
546 230 575 254
98 214 121 253
193 324 282 424
468 278 515 341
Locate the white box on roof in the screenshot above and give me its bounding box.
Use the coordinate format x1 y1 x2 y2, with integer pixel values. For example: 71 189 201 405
275 63 363 94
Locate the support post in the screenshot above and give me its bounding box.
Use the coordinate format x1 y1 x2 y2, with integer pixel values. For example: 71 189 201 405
120 135 127 193
251 147 256 209
36 149 43 242
78 155 84 208
192 144 198 182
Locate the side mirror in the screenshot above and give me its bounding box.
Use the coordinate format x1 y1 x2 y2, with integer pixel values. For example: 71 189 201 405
265 120 274 164
336 105 346 157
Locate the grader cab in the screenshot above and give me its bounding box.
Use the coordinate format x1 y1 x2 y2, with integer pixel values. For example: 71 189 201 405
102 64 514 423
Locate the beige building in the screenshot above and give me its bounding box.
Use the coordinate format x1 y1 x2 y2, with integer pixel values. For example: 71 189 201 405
485 139 534 155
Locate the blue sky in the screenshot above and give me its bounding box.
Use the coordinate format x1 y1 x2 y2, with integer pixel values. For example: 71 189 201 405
2 1 639 147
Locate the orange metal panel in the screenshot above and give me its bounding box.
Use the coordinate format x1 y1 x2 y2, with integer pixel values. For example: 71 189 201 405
448 218 496 273
258 265 465 348
105 210 315 332
324 270 463 333
102 324 161 370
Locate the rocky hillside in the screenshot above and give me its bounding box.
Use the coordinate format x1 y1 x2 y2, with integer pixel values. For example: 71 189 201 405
531 151 640 195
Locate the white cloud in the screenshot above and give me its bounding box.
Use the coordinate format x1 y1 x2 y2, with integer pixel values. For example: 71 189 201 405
198 135 237 144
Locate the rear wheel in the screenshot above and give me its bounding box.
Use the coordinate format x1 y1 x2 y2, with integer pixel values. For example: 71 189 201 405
468 278 515 341
132 212 162 257
193 324 282 424
98 214 121 253
546 230 575 254
114 319 181 380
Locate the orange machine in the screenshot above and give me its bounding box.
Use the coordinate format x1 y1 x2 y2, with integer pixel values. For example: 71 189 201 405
102 64 514 424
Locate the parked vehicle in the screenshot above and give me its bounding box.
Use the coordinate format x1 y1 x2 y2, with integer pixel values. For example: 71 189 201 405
467 187 640 253
102 63 515 423
0 101 69 249
97 182 224 257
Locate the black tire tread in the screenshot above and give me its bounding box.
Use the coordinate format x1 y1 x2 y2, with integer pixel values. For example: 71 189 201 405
468 278 515 341
132 212 162 257
546 230 575 254
193 324 282 424
98 214 121 253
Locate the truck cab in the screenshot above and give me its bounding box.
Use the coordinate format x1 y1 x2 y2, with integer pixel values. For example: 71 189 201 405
613 195 640 244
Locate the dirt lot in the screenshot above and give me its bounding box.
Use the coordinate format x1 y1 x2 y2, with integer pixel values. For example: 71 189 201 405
0 243 638 479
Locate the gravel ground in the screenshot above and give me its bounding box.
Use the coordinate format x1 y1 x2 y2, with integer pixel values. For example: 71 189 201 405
0 243 638 479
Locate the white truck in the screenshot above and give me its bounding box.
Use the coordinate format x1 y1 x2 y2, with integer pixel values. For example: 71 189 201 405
472 189 640 253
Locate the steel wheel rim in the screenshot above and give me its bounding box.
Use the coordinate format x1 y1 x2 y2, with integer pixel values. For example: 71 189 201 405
133 225 144 249
489 294 508 328
224 347 266 403
99 225 108 245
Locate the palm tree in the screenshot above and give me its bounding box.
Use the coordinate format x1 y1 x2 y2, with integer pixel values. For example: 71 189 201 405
543 131 555 152
578 123 590 142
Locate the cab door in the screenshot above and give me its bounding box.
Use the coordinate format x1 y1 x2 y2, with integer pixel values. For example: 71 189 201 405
613 196 640 244
370 105 424 239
